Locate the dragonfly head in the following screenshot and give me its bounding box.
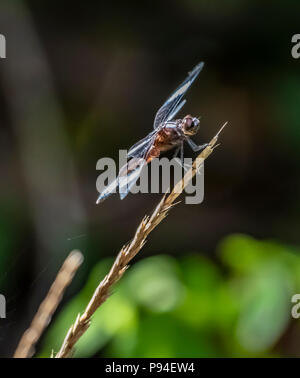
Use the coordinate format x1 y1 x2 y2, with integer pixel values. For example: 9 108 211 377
181 115 200 136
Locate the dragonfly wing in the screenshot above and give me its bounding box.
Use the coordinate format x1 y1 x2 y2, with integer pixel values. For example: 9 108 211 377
119 132 156 199
96 176 120 204
96 158 147 203
118 158 147 200
97 133 155 203
166 99 186 122
128 130 156 158
153 62 204 129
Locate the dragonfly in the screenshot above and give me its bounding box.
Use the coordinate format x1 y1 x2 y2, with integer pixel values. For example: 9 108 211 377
96 62 209 204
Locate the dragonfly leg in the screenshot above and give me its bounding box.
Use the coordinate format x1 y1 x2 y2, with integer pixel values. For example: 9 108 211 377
174 142 186 169
183 161 193 172
180 141 184 166
186 138 209 152
172 145 181 159
178 142 193 172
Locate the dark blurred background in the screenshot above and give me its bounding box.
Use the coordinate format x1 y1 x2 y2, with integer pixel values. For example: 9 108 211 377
1 0 300 358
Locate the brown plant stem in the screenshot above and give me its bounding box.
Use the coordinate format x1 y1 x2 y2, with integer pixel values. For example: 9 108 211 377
14 250 83 358
55 122 227 358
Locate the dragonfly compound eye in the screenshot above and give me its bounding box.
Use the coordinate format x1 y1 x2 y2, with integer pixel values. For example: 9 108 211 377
184 116 194 129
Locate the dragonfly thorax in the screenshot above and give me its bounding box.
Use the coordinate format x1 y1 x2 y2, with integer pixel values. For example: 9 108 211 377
180 115 200 136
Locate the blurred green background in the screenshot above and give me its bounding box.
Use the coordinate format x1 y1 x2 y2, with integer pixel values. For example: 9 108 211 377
0 0 300 357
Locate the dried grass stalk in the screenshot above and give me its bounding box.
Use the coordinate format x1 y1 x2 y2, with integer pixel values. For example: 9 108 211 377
55 122 227 358
14 250 83 358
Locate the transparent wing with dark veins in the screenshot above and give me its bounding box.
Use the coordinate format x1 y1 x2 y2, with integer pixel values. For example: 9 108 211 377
166 99 186 123
128 129 157 158
119 132 156 199
97 133 156 204
153 62 204 129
